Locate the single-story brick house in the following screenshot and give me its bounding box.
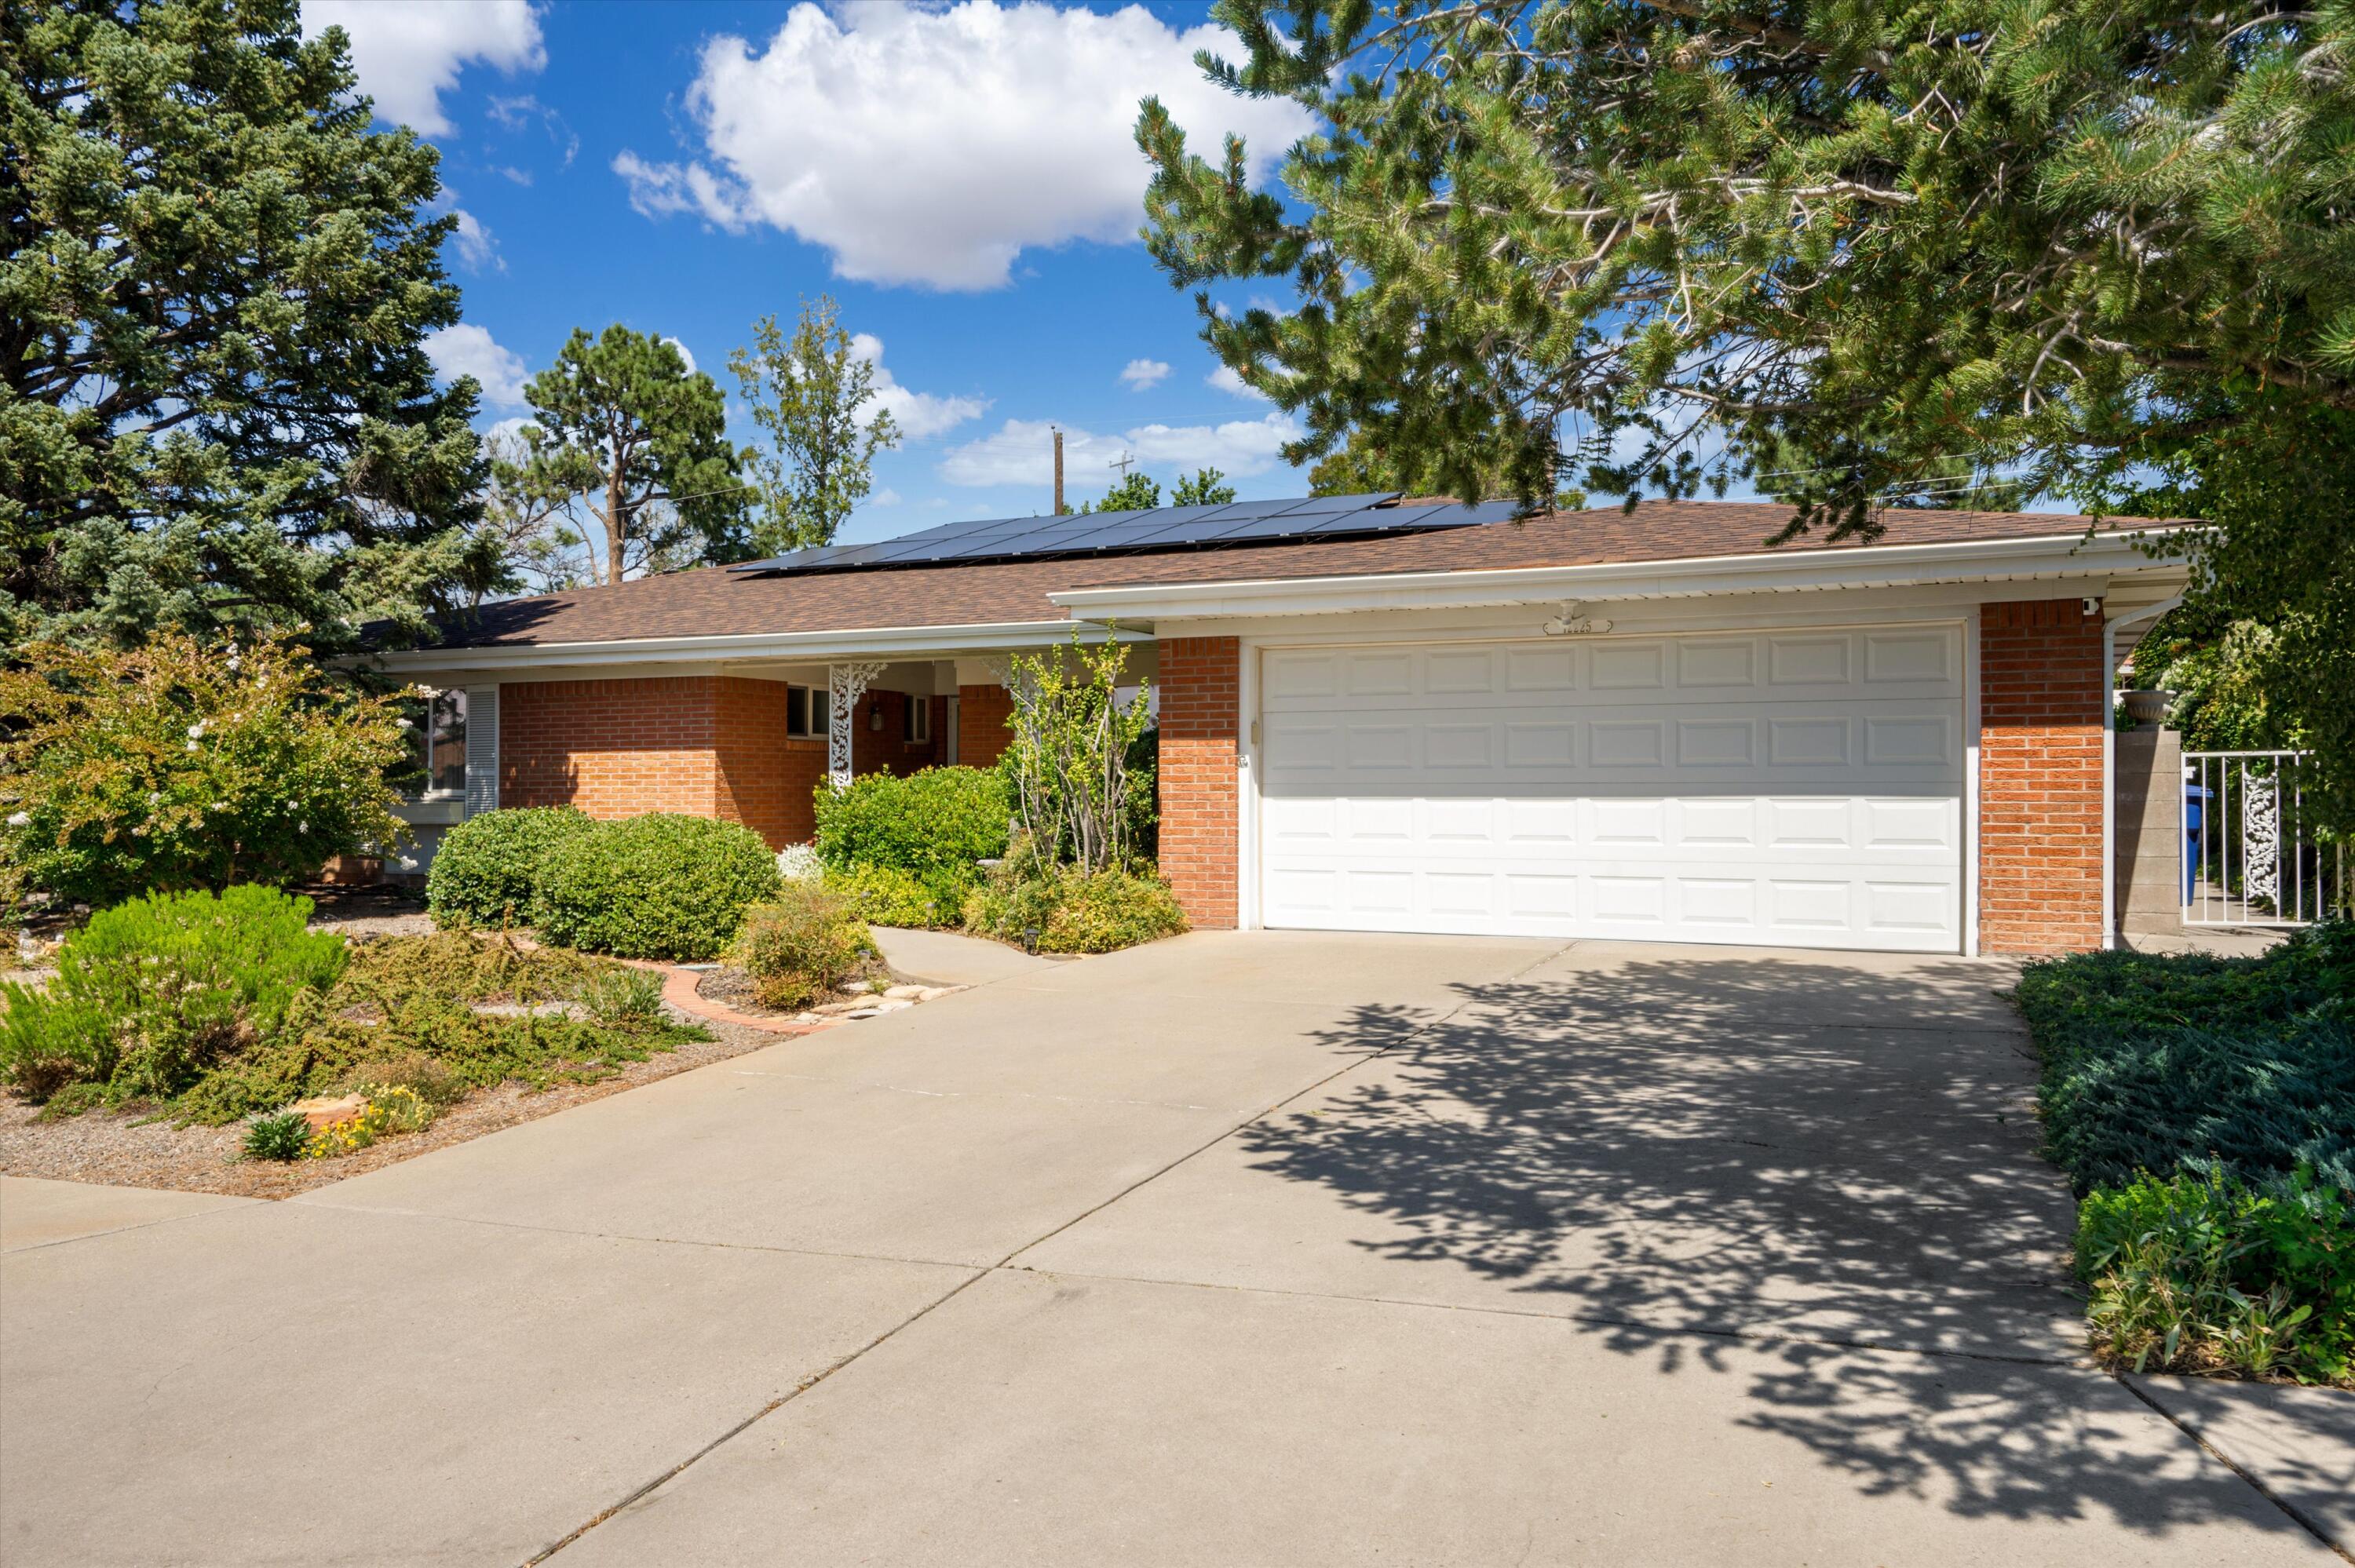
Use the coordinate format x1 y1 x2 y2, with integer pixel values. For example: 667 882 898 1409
374 496 2189 957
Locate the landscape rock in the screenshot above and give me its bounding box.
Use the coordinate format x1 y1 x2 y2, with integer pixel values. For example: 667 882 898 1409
287 1094 366 1131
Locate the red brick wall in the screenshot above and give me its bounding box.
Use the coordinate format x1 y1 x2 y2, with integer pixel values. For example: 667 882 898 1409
1979 599 2106 954
958 683 1014 768
500 675 820 849
714 678 825 848
1158 636 1241 929
847 689 944 779
501 676 721 820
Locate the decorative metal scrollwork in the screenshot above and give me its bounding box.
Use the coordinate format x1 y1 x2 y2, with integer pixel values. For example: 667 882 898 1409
827 661 888 789
2243 771 2282 915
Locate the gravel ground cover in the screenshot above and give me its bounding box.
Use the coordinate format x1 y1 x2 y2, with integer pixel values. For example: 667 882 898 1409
0 1016 781 1199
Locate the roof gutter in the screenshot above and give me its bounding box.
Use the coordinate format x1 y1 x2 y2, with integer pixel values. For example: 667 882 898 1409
361 617 1139 674
1047 530 2189 625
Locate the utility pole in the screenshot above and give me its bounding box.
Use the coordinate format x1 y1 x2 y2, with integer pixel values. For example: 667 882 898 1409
1052 427 1065 516
1110 450 1137 480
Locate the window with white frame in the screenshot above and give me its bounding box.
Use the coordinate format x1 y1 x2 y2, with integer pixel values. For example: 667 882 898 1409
786 684 817 738
400 692 469 800
421 689 466 797
904 697 931 744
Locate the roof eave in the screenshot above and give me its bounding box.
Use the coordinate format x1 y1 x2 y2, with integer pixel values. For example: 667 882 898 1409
362 617 1141 673
1047 530 2191 624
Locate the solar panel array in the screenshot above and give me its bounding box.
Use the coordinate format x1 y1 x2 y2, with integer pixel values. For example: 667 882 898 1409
727 493 1522 576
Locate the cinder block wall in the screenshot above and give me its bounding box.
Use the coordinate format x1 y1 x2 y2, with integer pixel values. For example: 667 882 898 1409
1978 600 2106 953
1157 636 1240 928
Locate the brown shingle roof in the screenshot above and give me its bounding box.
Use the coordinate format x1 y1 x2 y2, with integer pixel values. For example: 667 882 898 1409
423 501 2163 649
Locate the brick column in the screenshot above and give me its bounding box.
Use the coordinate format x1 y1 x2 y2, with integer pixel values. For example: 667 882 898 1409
1978 599 2106 954
1157 636 1241 928
957 682 1014 768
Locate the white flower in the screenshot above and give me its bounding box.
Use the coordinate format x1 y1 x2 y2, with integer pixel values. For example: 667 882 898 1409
5 811 27 828
148 792 161 805
210 800 228 811
395 717 413 731
298 821 308 833
185 741 198 752
186 722 205 739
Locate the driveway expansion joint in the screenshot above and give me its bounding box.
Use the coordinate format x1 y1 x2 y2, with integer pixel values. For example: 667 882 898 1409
2114 1373 2355 1563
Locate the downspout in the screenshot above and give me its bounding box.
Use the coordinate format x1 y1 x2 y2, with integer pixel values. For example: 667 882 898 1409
2102 594 2185 950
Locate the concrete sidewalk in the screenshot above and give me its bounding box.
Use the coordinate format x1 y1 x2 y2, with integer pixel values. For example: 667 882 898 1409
868 923 1062 987
1 932 2337 1566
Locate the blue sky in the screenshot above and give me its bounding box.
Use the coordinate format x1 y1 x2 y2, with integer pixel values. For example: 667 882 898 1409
306 0 1327 545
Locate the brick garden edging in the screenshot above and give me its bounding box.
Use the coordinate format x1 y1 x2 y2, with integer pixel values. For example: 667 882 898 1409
610 958 845 1036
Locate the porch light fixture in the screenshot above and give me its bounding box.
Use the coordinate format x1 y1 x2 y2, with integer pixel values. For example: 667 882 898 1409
869 706 883 731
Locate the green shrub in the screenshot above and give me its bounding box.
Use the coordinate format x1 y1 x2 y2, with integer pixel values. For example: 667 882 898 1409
2016 922 2355 1195
425 807 594 926
729 884 876 1009
534 813 782 961
0 886 348 1107
0 632 413 908
174 930 709 1125
812 766 1010 902
1039 867 1187 953
2076 1167 2353 1385
579 967 667 1027
831 862 959 928
243 1112 311 1162
962 835 1187 954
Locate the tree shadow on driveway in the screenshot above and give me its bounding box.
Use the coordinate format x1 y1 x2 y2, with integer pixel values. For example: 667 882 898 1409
1231 950 2305 1541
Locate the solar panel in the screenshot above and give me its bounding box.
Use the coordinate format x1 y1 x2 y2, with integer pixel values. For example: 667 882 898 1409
725 490 1521 577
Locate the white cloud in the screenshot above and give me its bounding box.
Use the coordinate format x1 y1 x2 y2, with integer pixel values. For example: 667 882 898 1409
847 334 988 439
1207 363 1269 400
868 488 904 507
662 337 698 376
940 414 1301 489
1120 359 1172 391
450 209 502 272
612 1 1316 290
303 1 544 137
425 324 530 410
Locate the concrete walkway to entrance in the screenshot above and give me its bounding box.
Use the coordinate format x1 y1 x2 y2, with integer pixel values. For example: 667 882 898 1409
0 933 2337 1566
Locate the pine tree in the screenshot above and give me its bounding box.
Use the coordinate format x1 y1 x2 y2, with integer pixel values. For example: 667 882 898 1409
3 0 484 652
510 326 747 585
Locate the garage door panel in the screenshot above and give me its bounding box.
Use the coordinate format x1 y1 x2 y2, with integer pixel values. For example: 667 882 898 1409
1261 635 1961 713
1258 857 1962 953
1257 628 1964 953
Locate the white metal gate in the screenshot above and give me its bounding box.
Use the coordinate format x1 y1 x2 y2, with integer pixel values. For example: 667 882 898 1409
2182 750 2346 926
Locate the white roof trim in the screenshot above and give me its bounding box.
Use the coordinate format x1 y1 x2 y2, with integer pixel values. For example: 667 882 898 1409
1046 530 2188 622
367 617 1140 674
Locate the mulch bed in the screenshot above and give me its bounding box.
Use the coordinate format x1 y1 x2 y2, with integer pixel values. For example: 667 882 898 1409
0 1016 785 1200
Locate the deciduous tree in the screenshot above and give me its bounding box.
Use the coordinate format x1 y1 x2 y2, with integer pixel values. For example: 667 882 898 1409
730 297 899 556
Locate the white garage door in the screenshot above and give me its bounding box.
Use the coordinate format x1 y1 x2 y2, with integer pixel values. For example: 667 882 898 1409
1257 627 1965 952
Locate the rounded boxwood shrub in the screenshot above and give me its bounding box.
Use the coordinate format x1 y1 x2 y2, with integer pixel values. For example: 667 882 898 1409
425 806 594 926
812 767 1010 895
534 814 783 961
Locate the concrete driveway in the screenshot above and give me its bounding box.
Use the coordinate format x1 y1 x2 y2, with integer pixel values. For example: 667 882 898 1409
0 932 2335 1566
